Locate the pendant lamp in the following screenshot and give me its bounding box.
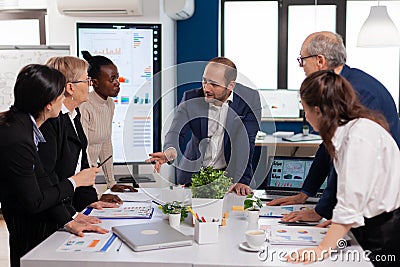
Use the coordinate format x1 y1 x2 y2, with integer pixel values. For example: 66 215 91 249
357 5 400 47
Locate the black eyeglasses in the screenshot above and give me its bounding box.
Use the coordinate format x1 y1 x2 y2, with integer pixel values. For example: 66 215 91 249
297 55 318 67
71 77 92 85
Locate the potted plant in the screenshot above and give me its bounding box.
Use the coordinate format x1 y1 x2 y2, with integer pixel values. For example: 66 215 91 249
190 166 233 199
244 194 263 224
190 166 233 223
159 201 188 227
302 124 310 136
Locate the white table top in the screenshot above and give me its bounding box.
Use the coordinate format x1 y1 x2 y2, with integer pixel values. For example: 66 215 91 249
21 189 372 267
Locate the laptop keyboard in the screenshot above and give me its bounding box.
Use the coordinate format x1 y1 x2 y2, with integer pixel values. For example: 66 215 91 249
268 191 298 196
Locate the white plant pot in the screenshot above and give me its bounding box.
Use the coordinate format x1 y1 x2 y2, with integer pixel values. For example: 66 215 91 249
168 213 181 228
247 210 260 224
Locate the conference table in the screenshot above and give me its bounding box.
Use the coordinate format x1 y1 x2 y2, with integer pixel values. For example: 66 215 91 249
21 188 372 267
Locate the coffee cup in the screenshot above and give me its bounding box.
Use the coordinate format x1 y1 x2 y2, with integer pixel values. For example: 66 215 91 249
245 230 266 249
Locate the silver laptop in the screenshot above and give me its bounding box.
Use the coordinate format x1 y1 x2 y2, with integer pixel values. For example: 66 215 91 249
260 156 327 203
112 221 193 252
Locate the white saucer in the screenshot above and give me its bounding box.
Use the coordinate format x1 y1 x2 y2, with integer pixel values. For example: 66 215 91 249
239 242 264 252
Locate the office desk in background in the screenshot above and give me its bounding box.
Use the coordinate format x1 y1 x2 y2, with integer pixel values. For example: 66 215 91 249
21 189 372 267
255 135 322 157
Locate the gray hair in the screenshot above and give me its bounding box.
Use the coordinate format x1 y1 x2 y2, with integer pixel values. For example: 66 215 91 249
307 32 347 68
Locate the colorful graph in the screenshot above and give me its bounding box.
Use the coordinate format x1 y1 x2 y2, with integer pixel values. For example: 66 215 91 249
118 76 129 83
141 66 152 80
277 229 287 233
133 32 144 48
121 96 129 104
93 48 121 55
297 230 309 234
113 97 118 104
133 93 150 104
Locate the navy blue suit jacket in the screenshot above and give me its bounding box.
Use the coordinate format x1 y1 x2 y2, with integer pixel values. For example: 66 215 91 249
163 83 261 185
302 64 400 219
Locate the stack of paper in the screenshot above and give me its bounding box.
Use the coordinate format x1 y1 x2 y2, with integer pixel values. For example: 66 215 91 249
260 204 315 218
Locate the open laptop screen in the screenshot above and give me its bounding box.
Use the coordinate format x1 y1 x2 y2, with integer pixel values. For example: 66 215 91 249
266 156 327 193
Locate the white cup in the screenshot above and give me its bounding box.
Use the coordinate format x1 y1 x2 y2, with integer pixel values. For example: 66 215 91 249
247 210 260 224
245 230 266 249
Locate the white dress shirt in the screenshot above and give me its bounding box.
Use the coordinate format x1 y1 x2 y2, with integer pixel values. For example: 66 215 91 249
202 92 233 169
331 118 400 228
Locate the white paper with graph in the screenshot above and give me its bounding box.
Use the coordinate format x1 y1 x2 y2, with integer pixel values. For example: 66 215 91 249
83 202 153 219
259 204 316 218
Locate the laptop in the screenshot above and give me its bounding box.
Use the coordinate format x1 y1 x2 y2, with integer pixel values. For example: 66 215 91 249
260 156 327 203
112 221 193 252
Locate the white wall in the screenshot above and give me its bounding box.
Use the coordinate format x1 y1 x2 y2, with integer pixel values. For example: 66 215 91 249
47 0 176 182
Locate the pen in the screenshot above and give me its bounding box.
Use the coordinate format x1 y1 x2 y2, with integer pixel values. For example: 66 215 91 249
116 241 123 252
152 199 163 206
97 155 112 167
201 216 206 222
195 213 202 222
187 206 196 217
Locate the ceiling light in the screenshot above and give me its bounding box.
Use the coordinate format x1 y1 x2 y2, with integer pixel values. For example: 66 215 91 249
357 5 400 47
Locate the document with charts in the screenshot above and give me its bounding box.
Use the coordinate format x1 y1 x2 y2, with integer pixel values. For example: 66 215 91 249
259 204 315 218
56 232 117 252
264 225 351 246
83 202 153 219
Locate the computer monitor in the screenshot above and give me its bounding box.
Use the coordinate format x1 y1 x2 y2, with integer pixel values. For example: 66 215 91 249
259 89 300 118
76 23 161 168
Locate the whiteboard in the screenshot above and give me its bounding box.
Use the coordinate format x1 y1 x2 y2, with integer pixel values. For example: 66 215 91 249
0 46 70 112
259 89 300 118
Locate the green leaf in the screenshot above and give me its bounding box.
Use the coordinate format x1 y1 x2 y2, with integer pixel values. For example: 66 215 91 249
190 166 233 199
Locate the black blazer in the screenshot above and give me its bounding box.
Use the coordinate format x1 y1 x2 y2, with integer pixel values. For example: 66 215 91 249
39 109 98 212
0 111 74 219
0 111 75 267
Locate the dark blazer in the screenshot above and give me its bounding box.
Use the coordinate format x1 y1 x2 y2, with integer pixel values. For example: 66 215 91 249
39 109 98 212
164 83 261 185
0 111 74 267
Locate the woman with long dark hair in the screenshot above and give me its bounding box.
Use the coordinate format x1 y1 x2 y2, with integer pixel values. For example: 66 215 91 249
288 70 400 266
0 64 107 267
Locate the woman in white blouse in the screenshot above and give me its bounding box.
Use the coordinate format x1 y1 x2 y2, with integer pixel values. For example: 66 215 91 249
288 70 400 266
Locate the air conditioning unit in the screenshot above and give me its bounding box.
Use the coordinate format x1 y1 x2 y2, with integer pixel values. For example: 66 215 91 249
164 0 194 20
56 0 143 17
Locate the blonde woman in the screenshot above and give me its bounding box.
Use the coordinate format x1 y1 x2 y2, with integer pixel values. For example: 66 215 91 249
39 56 120 217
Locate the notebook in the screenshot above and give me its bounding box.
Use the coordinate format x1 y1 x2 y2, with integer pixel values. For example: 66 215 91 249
112 221 193 252
260 156 327 203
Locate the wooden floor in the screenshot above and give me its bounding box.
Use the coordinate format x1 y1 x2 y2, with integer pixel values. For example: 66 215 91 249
0 218 9 267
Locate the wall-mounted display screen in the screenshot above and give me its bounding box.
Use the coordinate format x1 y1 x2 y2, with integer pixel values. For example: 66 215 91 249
77 23 161 164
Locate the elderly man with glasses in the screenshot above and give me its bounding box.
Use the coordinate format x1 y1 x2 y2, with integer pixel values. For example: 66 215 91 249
269 31 400 226
147 57 261 196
